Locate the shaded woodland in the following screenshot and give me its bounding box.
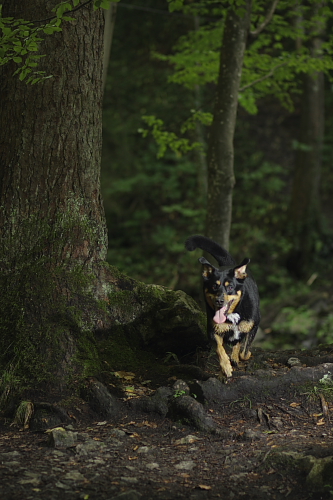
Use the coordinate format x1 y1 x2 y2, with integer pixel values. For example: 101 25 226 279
1 2 333 499
102 0 333 350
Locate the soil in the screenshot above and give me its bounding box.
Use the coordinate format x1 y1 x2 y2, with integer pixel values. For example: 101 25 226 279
1 346 333 500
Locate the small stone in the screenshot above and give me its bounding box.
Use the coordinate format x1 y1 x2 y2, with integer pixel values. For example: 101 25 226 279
55 481 71 489
243 429 264 441
174 460 196 470
75 439 106 456
47 427 77 449
146 462 160 470
175 434 201 445
109 428 126 438
120 476 139 484
137 446 151 454
64 471 86 481
287 357 302 367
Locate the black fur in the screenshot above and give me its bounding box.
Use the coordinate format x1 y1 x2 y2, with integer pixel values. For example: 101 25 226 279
186 235 260 377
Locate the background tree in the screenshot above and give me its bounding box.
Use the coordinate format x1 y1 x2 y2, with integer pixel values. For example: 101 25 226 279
287 2 326 277
136 0 333 274
205 1 251 249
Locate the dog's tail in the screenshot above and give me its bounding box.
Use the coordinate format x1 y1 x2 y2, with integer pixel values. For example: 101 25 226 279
185 235 235 267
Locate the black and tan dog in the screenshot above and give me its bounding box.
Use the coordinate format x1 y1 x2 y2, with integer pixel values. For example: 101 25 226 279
186 235 260 379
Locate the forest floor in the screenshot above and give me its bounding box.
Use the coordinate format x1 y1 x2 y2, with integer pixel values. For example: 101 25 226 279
1 346 333 500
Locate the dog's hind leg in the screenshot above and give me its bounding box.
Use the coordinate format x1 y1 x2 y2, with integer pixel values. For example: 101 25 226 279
214 334 233 378
240 333 252 361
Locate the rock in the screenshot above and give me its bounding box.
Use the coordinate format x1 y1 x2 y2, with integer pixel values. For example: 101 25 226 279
242 429 265 441
18 472 41 486
64 471 86 481
109 428 126 438
174 434 202 445
172 379 190 396
272 451 333 492
137 287 207 355
47 427 78 448
287 357 302 367
137 445 153 454
76 439 107 456
30 403 72 431
80 379 121 418
120 477 139 484
146 462 160 470
174 460 196 470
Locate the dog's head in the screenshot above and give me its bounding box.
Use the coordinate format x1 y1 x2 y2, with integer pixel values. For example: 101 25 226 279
199 256 249 324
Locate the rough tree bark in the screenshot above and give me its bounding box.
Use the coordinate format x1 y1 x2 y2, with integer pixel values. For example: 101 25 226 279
0 1 206 401
205 2 251 249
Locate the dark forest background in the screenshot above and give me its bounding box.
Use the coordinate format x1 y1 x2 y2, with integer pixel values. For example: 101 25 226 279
101 0 333 350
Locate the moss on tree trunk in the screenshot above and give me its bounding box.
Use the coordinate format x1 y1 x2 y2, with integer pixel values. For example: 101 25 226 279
0 1 207 409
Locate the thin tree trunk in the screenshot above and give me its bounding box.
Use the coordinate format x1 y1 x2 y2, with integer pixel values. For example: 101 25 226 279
287 6 325 277
205 2 251 250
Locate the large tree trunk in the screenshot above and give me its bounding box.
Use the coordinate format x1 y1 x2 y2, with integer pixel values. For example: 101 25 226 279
205 2 251 249
0 1 107 267
0 0 108 390
0 1 206 400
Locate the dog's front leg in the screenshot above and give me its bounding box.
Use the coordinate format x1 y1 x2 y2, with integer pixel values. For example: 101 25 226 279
231 342 241 367
214 333 233 378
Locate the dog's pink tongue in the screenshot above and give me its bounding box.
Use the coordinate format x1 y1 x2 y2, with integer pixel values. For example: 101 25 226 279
213 306 227 324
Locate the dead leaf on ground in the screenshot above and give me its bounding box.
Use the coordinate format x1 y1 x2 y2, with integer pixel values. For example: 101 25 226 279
113 371 135 381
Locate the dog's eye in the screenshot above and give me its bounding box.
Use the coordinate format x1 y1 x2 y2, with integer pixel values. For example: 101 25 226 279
225 284 235 293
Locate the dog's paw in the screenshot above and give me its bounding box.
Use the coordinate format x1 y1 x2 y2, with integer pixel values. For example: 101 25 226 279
227 313 240 325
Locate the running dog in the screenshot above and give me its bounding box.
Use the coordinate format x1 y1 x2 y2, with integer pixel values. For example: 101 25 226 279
186 235 260 378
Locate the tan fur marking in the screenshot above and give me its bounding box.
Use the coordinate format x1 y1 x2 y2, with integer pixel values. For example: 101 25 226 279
214 323 233 334
226 290 241 313
235 265 248 280
238 320 255 333
202 264 213 278
214 334 233 378
231 343 241 366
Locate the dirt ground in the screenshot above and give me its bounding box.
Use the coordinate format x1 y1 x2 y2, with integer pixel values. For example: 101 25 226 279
1 347 333 500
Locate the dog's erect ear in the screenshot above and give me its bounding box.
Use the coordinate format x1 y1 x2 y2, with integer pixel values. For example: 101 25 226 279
198 256 218 279
234 258 250 280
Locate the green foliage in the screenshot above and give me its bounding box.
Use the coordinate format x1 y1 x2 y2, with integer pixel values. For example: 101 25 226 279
301 373 333 402
0 0 118 83
139 115 203 158
317 314 333 344
145 0 333 154
102 0 333 330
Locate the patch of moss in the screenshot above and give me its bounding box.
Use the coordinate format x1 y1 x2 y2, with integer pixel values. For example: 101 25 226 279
0 202 108 401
